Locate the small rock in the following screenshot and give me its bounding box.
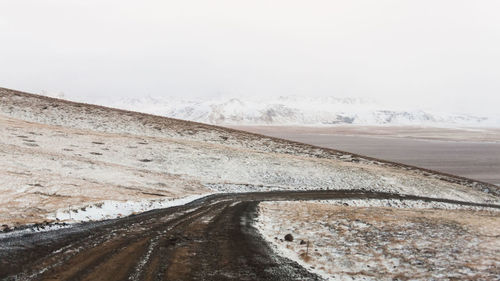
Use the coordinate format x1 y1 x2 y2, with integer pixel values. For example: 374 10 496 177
284 233 294 242
300 240 307 245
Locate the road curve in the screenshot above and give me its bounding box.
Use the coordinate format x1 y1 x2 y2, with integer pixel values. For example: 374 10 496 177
1 190 499 281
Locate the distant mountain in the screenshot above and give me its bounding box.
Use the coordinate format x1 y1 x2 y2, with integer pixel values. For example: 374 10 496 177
85 95 492 126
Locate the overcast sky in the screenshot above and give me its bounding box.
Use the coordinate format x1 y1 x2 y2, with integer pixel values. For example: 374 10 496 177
1 1 499 115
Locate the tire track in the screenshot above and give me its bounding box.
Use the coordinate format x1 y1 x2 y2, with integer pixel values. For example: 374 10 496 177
1 190 499 281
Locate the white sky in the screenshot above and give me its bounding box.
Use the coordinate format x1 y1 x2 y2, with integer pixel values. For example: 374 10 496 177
0 1 499 115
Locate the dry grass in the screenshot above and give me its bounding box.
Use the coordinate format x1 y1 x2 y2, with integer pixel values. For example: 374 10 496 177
1 87 499 227
0 115 208 226
257 201 500 280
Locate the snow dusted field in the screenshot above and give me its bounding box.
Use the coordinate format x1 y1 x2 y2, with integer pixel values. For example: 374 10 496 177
0 114 210 227
256 201 500 280
0 87 499 229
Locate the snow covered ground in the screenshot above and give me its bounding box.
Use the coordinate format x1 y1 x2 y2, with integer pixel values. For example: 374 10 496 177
46 194 209 223
256 201 500 280
0 114 210 227
0 87 499 229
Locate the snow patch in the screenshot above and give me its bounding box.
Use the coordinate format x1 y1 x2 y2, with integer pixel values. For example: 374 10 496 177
47 194 211 223
305 198 500 211
0 223 71 240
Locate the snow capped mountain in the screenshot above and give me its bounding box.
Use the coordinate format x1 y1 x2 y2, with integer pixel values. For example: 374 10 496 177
82 95 494 127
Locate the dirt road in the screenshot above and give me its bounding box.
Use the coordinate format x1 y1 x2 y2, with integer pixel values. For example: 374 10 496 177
1 190 498 281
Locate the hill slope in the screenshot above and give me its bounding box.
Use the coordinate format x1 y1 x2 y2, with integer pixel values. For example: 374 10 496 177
0 87 498 228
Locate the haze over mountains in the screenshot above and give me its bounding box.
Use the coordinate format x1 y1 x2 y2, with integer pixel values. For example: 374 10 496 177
76 95 496 127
